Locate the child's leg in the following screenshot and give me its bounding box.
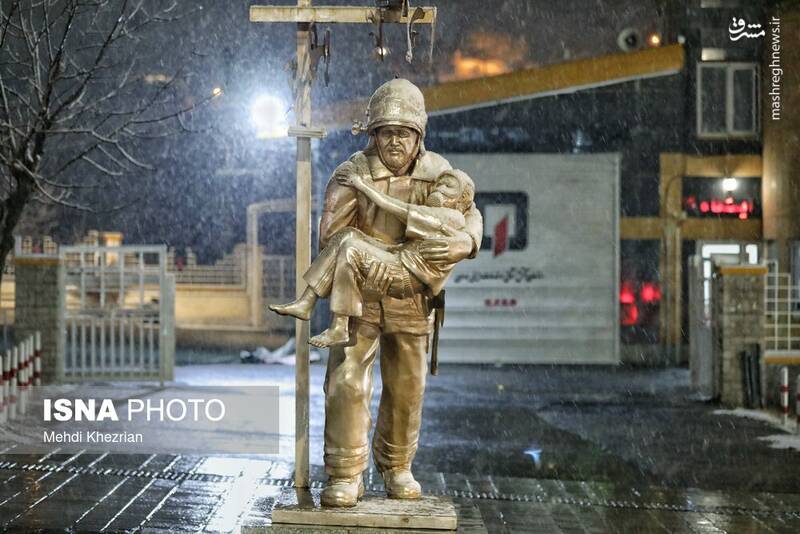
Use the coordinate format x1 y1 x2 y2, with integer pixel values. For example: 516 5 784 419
309 238 414 348
308 313 350 348
269 286 318 320
269 228 364 320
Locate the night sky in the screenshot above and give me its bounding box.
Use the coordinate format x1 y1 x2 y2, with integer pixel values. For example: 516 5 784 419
36 0 664 260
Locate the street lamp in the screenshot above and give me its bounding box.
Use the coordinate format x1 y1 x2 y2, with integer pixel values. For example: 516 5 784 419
251 94 289 139
722 177 738 192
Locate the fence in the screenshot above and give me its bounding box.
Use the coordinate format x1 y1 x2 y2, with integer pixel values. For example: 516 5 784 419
263 254 295 302
60 245 174 384
763 261 800 354
168 245 247 286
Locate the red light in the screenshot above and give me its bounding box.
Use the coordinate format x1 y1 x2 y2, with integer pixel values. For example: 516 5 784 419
724 196 734 205
621 304 639 326
741 200 749 211
640 283 661 303
620 286 635 304
700 201 710 213
739 212 748 220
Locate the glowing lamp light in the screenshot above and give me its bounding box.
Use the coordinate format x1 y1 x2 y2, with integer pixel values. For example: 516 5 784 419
372 46 390 61
621 304 639 326
647 33 662 47
251 94 289 139
722 177 738 192
640 283 661 303
619 285 636 305
211 87 223 97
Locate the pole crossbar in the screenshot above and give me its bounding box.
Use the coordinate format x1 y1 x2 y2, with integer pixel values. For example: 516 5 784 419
249 6 436 24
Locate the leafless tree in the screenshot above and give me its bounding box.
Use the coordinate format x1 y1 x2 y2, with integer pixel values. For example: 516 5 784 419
0 0 207 284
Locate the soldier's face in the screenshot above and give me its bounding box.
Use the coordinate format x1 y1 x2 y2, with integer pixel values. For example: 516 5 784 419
375 126 419 173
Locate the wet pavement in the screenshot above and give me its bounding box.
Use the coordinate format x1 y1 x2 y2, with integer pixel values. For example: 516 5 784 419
0 361 798 532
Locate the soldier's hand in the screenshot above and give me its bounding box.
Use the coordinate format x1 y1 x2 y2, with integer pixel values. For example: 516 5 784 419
419 230 473 265
363 261 393 301
336 173 365 189
336 173 356 187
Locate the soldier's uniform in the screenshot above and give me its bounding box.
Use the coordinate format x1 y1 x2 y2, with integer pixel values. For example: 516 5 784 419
318 80 483 501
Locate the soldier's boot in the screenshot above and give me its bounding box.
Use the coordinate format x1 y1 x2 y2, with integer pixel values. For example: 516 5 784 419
381 468 421 499
321 475 365 507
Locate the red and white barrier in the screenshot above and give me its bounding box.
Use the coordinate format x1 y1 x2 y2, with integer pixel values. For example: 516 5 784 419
23 336 32 387
34 332 42 386
18 338 27 389
2 349 8 402
9 347 17 401
796 375 800 435
780 366 789 426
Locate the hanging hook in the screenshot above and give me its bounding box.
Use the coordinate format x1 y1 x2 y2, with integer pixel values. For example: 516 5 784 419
307 24 332 87
405 6 425 63
323 29 331 86
368 12 388 61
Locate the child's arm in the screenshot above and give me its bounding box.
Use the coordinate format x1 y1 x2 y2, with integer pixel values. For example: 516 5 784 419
338 174 411 223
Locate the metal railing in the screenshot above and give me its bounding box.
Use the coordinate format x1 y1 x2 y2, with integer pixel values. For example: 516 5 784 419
168 246 247 286
764 261 800 353
263 254 295 301
60 245 174 384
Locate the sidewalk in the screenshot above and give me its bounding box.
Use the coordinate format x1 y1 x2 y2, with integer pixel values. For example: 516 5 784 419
0 455 799 532
0 362 798 531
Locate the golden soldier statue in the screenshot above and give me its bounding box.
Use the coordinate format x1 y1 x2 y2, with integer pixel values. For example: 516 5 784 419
285 79 483 507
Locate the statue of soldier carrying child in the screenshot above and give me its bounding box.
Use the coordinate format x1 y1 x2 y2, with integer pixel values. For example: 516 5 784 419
270 78 483 508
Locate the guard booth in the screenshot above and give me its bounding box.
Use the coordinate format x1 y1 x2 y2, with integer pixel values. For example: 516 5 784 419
59 245 175 384
439 153 621 364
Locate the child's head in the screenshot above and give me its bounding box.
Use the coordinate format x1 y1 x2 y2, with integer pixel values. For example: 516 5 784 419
427 169 475 212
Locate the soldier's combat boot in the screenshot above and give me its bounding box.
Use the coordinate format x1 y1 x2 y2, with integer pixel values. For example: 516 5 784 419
381 468 421 499
320 476 365 507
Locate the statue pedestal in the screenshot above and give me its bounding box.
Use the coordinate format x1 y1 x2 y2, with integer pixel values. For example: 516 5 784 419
243 488 487 532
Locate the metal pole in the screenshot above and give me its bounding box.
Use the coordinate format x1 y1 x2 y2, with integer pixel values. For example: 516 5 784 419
294 0 312 490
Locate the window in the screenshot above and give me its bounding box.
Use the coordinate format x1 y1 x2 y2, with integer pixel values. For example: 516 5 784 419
696 62 758 138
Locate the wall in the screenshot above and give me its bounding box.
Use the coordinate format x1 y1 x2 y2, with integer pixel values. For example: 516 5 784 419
13 257 64 382
711 265 766 406
762 5 800 270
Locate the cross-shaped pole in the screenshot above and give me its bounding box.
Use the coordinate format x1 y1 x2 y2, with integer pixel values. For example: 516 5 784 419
250 0 437 490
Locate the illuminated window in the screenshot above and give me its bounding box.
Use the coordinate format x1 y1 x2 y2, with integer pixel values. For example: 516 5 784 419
696 63 758 138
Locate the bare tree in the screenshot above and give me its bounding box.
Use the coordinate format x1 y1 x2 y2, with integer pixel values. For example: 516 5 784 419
0 0 207 283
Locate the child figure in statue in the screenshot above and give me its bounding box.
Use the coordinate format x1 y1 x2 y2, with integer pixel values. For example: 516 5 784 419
269 168 475 348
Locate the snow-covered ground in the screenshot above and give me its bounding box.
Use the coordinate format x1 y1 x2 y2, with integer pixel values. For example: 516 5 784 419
714 408 800 451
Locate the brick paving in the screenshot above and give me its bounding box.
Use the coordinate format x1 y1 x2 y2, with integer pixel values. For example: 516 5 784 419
0 363 798 531
1 455 799 532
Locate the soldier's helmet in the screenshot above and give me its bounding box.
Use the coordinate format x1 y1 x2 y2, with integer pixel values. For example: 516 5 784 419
366 79 427 136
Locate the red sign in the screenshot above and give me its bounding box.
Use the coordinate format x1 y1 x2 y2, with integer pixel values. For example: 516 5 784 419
493 215 509 257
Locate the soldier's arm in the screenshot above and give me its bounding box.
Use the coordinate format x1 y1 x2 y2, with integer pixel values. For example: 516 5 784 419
319 162 359 249
463 202 484 259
